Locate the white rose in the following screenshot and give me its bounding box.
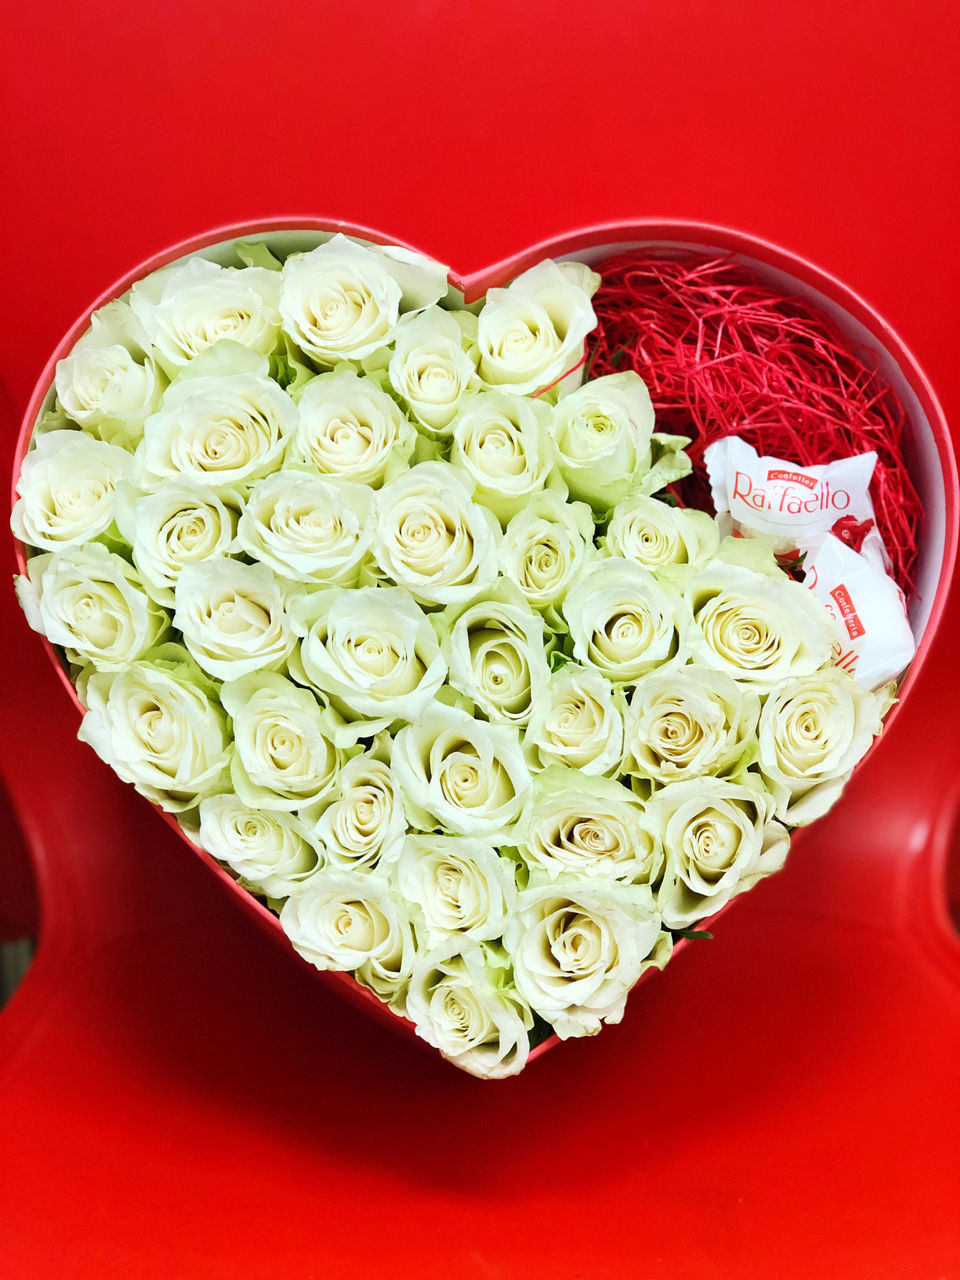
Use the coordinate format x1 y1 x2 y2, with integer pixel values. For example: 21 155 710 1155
392 703 532 841
197 794 322 897
139 365 296 492
562 557 686 684
12 430 134 551
115 482 240 607
648 777 790 929
77 646 230 811
312 754 406 871
436 581 552 726
506 880 669 1039
516 767 661 884
449 390 559 524
279 870 415 1008
551 372 655 511
174 558 293 680
756 667 888 824
53 300 161 439
371 462 500 606
394 833 518 946
477 259 596 395
406 939 533 1079
129 257 281 373
387 305 478 432
498 490 595 623
16 543 165 670
290 586 447 742
221 671 345 810
292 368 416 486
625 665 760 786
525 664 624 775
236 470 372 585
603 494 720 572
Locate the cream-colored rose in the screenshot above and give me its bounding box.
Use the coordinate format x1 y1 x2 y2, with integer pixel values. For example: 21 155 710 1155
220 671 345 811
237 470 372 585
551 372 655 511
647 777 790 928
292 368 416 486
406 939 533 1079
757 667 888 824
477 259 596 395
525 665 624 775
279 870 415 1008
291 586 447 742
449 390 559 524
516 767 661 884
77 646 230 811
371 462 500 606
498 490 595 624
174 558 293 680
505 880 669 1039
16 543 165 670
388 305 478 432
198 794 322 898
625 665 760 786
12 430 134 551
562 557 686 684
395 833 518 946
312 754 406 872
392 703 532 841
129 257 282 373
436 581 551 726
603 494 720 572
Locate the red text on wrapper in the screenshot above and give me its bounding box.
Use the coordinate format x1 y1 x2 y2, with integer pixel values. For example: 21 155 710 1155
828 584 866 640
732 471 852 515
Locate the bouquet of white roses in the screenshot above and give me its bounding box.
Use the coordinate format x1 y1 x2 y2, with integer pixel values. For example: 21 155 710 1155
11 232 895 1078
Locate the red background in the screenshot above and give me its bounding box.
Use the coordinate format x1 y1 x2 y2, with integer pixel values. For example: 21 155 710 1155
0 3 958 1277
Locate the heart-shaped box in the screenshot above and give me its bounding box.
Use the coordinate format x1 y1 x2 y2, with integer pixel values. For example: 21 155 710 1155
11 218 958 1069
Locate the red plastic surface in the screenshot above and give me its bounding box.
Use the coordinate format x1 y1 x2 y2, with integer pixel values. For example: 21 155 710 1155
2 3 959 1277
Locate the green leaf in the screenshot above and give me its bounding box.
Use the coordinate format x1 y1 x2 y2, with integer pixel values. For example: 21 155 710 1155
675 928 714 941
235 241 283 271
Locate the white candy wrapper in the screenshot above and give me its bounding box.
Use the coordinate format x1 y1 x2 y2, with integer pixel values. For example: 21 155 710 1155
803 533 915 689
705 436 886 565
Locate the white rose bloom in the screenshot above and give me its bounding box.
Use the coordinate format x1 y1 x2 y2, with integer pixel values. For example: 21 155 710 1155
392 704 532 841
394 833 518 946
477 259 596 395
115 482 240 607
174 558 293 680
77 646 230 811
53 300 161 439
279 870 415 1008
406 939 533 1079
279 235 404 364
388 305 478 433
449 389 561 525
506 880 669 1039
516 767 662 885
12 430 134 551
16 543 165 669
237 470 372 585
139 366 296 492
437 580 551 726
648 777 790 929
563 557 686 684
526 665 624 775
291 586 447 742
221 672 345 811
292 368 416 486
498 490 595 623
551 372 655 511
371 462 500 606
603 494 720 573
625 665 760 786
312 754 406 871
684 559 834 687
757 667 888 825
129 257 282 373
367 242 450 311
198 794 323 898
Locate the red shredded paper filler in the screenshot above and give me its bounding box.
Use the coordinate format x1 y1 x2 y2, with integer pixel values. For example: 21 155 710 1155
587 252 922 592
